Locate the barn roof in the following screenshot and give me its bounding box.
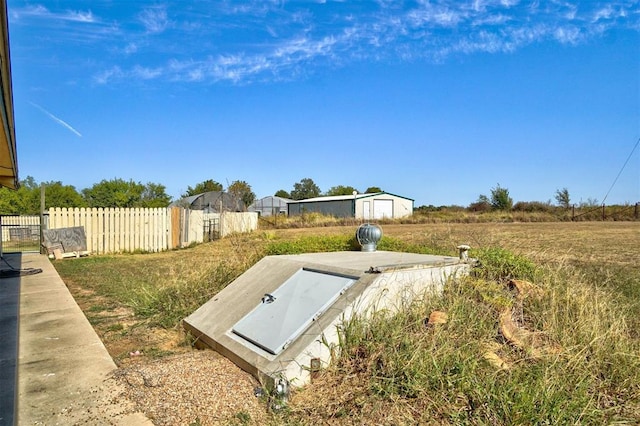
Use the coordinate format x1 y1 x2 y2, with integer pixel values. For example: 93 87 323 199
253 195 293 205
249 195 293 209
288 192 414 204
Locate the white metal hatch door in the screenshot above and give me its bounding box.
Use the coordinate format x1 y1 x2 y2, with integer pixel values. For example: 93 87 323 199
232 268 357 355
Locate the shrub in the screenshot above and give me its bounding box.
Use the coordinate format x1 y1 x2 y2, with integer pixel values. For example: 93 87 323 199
472 247 539 282
512 201 553 213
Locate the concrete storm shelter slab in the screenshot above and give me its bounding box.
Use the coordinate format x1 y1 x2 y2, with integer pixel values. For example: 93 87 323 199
183 251 470 388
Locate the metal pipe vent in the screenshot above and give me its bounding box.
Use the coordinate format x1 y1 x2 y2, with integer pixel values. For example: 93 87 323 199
356 223 382 252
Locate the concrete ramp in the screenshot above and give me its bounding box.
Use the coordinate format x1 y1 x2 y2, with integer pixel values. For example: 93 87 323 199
183 251 469 388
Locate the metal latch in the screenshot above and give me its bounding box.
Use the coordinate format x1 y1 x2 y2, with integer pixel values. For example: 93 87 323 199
262 293 276 304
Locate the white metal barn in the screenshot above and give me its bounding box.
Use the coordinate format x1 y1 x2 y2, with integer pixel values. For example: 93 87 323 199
287 192 414 219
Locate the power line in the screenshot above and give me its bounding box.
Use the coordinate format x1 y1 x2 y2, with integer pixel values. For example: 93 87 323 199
601 136 640 205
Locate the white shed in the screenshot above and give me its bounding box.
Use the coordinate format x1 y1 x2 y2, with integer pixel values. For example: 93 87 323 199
288 192 413 219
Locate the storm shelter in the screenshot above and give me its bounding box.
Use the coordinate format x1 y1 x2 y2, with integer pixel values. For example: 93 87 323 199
183 250 471 388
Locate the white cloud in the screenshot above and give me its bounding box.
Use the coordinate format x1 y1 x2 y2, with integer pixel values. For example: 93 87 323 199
472 0 486 12
139 7 170 33
73 1 640 86
452 31 508 55
187 68 205 82
93 66 124 85
593 5 614 22
132 65 162 80
12 5 97 23
407 5 466 28
124 42 138 55
563 3 577 20
472 13 510 26
554 26 582 44
65 10 96 23
273 36 337 59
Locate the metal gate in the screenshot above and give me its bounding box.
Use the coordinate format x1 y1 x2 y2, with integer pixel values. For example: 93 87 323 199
0 215 44 253
203 217 220 242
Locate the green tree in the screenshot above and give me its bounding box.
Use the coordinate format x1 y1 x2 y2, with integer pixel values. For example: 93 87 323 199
82 179 143 207
0 188 17 213
490 184 513 211
182 179 223 197
290 178 321 200
0 183 28 213
0 177 87 214
17 176 38 191
1 177 35 214
82 179 169 208
140 182 172 207
365 186 383 193
325 185 359 196
227 180 256 211
274 189 290 198
554 187 571 209
38 181 87 210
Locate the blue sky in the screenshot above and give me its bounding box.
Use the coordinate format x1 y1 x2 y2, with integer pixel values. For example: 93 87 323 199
7 0 640 206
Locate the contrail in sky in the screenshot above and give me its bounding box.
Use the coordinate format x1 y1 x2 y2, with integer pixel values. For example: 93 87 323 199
29 102 82 137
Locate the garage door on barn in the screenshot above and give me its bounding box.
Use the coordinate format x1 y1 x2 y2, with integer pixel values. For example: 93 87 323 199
373 199 393 219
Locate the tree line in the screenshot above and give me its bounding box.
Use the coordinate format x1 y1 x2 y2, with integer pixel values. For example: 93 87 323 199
0 177 173 215
0 175 597 216
274 178 383 200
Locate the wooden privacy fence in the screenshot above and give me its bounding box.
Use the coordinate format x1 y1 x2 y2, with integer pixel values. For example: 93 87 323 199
47 208 258 255
48 207 170 254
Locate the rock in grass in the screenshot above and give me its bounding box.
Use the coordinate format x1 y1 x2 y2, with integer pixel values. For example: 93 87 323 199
425 311 448 326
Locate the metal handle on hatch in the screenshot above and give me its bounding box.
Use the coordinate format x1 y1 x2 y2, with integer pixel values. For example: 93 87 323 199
261 293 276 304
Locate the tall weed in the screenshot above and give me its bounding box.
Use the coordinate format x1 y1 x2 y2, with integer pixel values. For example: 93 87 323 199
127 262 240 328
290 249 640 424
472 246 539 282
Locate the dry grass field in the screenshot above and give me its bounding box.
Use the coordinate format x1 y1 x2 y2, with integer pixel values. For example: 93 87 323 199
54 221 639 425
278 221 638 265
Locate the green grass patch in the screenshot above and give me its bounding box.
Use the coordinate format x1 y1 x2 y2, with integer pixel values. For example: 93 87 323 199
263 233 449 256
264 234 358 255
54 254 247 328
105 323 125 332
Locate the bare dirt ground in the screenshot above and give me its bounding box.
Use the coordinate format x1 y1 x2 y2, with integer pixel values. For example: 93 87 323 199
65 221 639 425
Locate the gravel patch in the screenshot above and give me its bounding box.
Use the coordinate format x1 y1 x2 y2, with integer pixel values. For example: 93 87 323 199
114 350 271 425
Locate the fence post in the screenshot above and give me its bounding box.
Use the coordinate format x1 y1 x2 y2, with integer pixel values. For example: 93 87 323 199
39 184 45 254
572 204 575 221
602 204 605 221
170 207 181 249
